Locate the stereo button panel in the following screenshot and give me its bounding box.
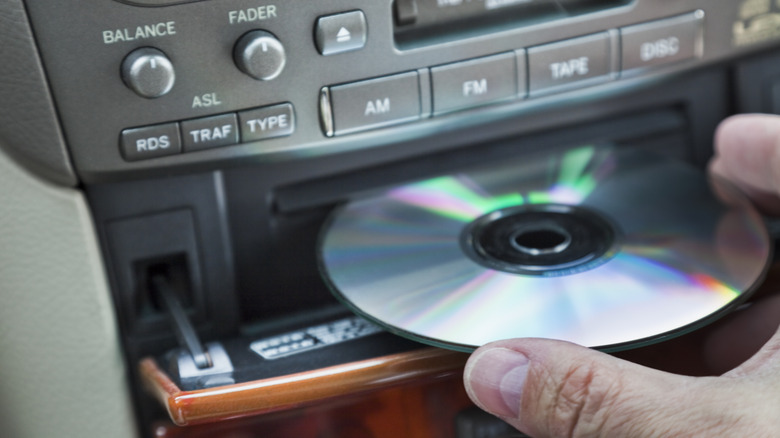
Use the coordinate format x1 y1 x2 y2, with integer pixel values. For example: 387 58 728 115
19 0 720 177
321 12 703 137
122 103 294 161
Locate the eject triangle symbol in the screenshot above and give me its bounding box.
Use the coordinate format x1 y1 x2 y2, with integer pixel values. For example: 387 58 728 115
336 27 351 43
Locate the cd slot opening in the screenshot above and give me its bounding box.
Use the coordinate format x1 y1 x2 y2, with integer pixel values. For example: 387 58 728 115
275 106 688 215
255 106 692 339
258 106 693 339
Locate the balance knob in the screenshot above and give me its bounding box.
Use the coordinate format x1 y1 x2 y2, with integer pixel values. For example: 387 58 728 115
121 47 175 98
233 30 286 81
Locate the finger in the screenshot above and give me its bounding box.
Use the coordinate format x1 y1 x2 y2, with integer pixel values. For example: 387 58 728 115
463 339 755 438
710 114 780 214
703 295 780 375
722 319 780 380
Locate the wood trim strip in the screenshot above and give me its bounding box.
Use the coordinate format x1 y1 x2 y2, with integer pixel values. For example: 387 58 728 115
139 347 469 426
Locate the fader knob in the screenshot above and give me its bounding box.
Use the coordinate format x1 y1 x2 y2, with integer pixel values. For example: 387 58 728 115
233 30 286 81
121 47 175 98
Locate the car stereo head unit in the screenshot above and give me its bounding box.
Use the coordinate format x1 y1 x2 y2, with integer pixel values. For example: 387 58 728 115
7 0 780 436
16 0 777 182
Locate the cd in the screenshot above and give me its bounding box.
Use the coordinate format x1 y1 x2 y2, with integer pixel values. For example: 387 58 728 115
318 145 772 352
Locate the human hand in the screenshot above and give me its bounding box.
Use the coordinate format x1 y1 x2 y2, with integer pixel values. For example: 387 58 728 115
462 114 780 438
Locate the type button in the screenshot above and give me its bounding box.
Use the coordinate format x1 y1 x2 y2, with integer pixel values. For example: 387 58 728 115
239 103 295 142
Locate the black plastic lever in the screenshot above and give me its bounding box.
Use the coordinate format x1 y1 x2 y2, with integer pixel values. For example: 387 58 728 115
151 274 213 369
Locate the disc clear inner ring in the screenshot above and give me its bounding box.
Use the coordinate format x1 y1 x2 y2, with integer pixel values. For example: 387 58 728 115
460 204 620 276
510 225 572 256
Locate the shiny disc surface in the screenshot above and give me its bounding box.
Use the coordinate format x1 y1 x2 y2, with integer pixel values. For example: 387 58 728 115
318 146 772 352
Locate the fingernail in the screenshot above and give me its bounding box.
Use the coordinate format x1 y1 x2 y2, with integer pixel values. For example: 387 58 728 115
464 347 529 418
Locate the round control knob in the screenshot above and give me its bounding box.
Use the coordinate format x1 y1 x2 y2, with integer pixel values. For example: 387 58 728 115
121 47 175 98
233 30 286 81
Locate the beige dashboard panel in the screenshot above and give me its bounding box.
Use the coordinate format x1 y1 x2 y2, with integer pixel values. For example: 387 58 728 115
0 147 138 438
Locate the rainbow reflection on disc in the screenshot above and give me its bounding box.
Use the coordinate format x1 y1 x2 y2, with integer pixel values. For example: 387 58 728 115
318 146 772 352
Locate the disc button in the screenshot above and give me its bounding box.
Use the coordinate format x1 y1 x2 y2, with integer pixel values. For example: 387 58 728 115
620 11 704 73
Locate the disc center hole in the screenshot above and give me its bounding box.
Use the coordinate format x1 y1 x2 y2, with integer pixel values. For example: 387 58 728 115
511 227 572 256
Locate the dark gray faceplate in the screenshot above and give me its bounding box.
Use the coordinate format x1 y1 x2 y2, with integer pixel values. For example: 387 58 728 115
21 0 780 182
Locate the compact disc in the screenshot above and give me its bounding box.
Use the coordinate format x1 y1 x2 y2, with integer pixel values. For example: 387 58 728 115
318 145 772 352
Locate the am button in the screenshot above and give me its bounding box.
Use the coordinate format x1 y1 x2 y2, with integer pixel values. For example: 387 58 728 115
327 71 421 136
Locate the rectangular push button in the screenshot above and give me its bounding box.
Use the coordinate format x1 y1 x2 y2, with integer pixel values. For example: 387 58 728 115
315 10 367 56
528 32 613 95
120 123 180 161
181 113 238 152
239 103 295 142
621 11 704 72
328 71 420 135
431 52 517 115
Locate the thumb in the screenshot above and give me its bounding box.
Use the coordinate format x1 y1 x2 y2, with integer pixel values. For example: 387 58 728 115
463 339 753 438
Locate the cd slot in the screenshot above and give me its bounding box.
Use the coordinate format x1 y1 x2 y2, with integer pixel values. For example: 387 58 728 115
275 107 687 214
394 0 630 48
